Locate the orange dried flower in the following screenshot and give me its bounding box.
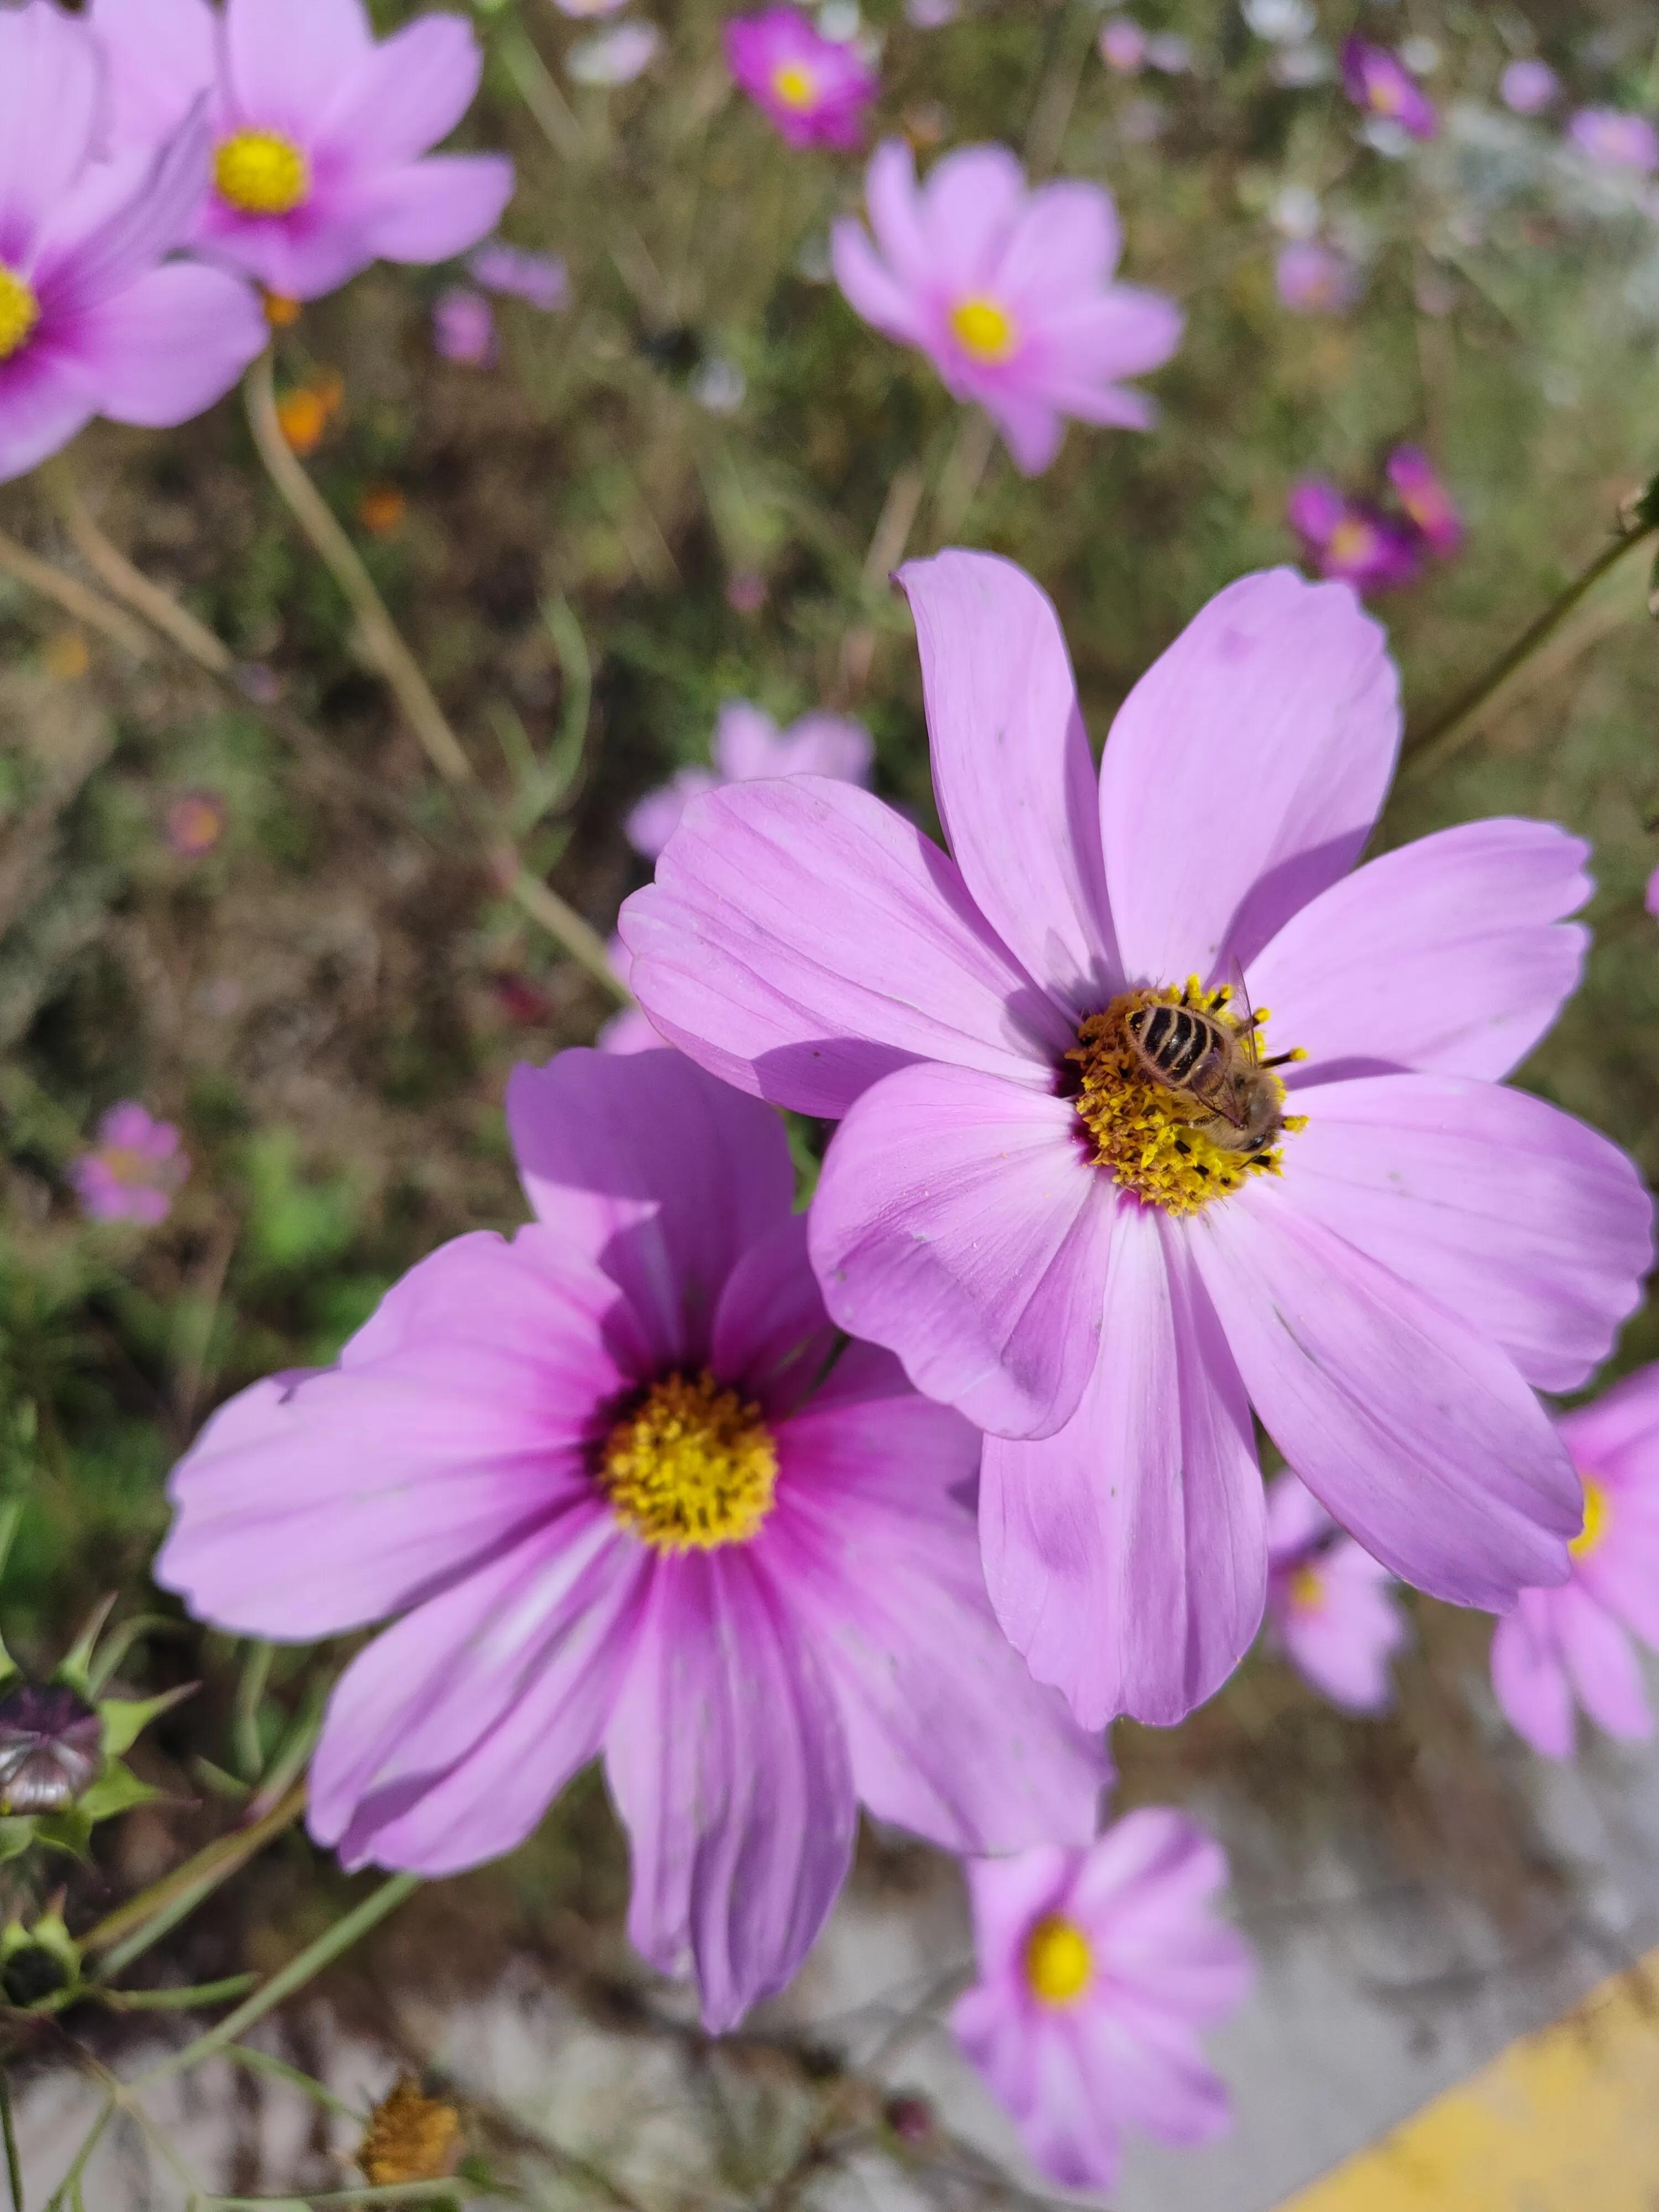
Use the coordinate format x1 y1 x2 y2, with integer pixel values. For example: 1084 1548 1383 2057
358 2077 461 2186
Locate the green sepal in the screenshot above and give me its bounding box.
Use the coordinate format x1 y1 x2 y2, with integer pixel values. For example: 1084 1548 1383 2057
99 1681 196 1758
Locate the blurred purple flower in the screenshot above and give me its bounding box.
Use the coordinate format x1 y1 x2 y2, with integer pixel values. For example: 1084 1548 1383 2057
550 0 629 14
1491 1364 1659 1759
1386 445 1464 558
0 3 266 487
432 285 496 365
1340 37 1437 140
1145 32 1192 74
724 7 879 151
468 243 568 312
165 790 228 858
832 140 1183 476
625 699 873 860
1566 108 1659 175
157 1048 1105 2030
952 1811 1252 2192
1500 59 1559 116
1646 865 1659 921
1275 241 1359 314
1287 479 1422 593
567 20 660 85
1265 1472 1407 1712
90 0 513 302
906 0 959 25
1098 18 1147 75
71 1103 187 1226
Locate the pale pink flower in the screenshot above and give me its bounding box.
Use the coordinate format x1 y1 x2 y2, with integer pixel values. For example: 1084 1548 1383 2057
1340 38 1437 140
158 1049 1105 2029
1099 18 1147 74
164 790 228 858
832 141 1182 476
1566 108 1659 175
90 0 514 303
953 1811 1251 2193
431 285 495 365
724 7 879 151
1265 1472 1407 1713
567 20 660 85
1500 60 1559 117
1491 1365 1659 1759
1275 241 1359 314
625 700 873 860
467 243 568 312
71 1103 187 1225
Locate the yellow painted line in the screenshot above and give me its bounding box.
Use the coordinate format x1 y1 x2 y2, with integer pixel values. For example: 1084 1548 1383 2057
1275 1947 1659 2211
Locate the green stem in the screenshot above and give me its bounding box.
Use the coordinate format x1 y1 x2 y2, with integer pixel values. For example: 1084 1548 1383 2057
1403 520 1657 776
133 1872 421 2089
0 2070 23 2212
45 2101 112 2212
97 1972 259 2012
203 2188 462 2209
217 2042 359 2122
232 1640 275 1783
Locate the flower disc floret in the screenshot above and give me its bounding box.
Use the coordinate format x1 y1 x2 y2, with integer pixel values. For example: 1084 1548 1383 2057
950 296 1019 363
1568 1477 1609 1559
0 268 40 364
771 59 818 109
1024 1913 1093 2006
213 130 311 217
601 1369 778 1551
1069 980 1302 1215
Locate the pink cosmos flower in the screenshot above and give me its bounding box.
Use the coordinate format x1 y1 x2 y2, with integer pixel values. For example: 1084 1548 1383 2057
157 1048 1104 2029
1340 38 1437 141
724 8 879 152
1099 18 1148 75
1275 241 1359 315
620 551 1653 1729
625 700 874 860
1490 1365 1659 1760
1264 1472 1406 1713
831 141 1183 477
1566 108 1659 176
431 285 495 366
1287 480 1423 594
1386 445 1464 559
1500 59 1559 117
71 1102 188 1225
468 243 569 312
89 0 514 304
952 1810 1251 2193
0 3 266 487
1646 865 1659 922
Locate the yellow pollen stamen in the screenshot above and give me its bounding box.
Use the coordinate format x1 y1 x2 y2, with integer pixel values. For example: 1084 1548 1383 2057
1569 1477 1610 1561
1327 518 1377 567
1289 1564 1325 1613
771 59 819 109
1024 1914 1093 2006
601 1370 778 1552
1069 979 1305 1217
0 267 41 364
950 295 1018 363
214 130 311 217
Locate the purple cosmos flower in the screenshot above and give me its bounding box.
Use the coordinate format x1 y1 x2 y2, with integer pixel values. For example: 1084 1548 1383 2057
625 700 874 860
621 551 1653 1729
831 141 1183 477
1275 241 1359 315
1646 865 1659 922
1340 38 1437 141
1264 1472 1406 1713
1386 445 1464 559
724 8 879 152
1287 479 1423 594
1099 19 1148 75
71 1102 187 1225
952 1810 1251 2192
89 0 514 304
0 3 267 486
1490 1365 1659 1760
1566 108 1659 176
157 1048 1104 2029
1500 60 1559 117
431 285 495 366
467 243 569 313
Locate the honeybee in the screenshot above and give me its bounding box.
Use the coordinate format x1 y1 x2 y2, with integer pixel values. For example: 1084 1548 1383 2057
1125 977 1295 1157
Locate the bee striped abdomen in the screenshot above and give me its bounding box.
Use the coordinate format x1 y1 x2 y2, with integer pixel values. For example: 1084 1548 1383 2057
1128 1004 1221 1085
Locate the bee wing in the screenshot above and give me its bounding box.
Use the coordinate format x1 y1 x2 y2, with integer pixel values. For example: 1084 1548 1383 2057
1226 954 1262 1067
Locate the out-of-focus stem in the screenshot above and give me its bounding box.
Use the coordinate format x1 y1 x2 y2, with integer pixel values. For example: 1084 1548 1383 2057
931 409 999 546
46 466 234 675
1403 519 1657 778
0 523 152 658
81 1780 308 1973
135 1870 421 2088
244 353 628 1001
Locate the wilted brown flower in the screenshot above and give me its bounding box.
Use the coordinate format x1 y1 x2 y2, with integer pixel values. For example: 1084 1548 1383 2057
358 2077 462 2186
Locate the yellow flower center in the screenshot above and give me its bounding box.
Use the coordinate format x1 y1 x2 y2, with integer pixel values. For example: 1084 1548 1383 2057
1326 518 1378 568
1369 75 1404 117
1024 1914 1093 2006
950 295 1019 363
0 267 41 364
771 60 819 110
1070 979 1305 1217
1569 1477 1609 1561
601 1369 778 1552
213 130 311 217
1289 1564 1325 1613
